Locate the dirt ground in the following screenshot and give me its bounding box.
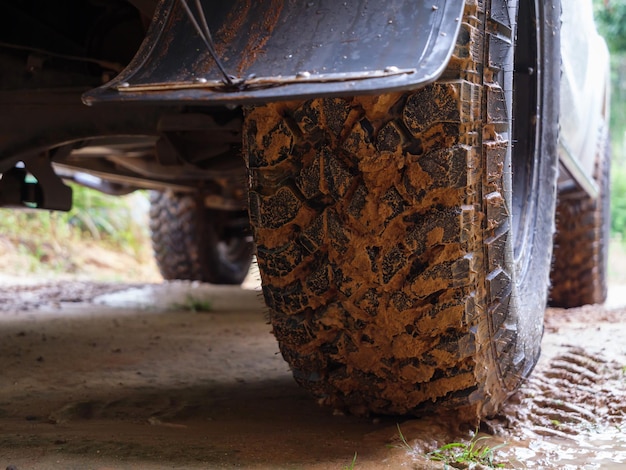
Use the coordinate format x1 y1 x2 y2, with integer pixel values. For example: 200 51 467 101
1 235 626 469
0 275 625 469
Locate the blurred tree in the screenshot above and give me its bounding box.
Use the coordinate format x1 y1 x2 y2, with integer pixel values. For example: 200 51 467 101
594 0 626 238
594 0 626 160
594 0 626 52
612 166 626 240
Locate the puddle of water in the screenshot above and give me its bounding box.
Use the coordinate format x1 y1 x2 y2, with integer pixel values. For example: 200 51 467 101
93 281 265 312
93 262 262 312
501 427 626 469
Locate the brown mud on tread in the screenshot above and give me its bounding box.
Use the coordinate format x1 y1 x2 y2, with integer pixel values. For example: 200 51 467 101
247 95 489 413
243 0 559 420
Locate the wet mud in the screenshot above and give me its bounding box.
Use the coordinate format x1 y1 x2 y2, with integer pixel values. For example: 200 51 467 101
0 281 625 469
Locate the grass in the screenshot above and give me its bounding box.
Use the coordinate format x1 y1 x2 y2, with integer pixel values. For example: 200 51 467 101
172 294 213 312
341 452 357 470
0 184 149 253
425 432 508 469
395 423 413 451
0 184 152 276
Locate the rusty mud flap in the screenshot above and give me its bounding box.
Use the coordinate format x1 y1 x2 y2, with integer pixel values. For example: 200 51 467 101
84 0 465 106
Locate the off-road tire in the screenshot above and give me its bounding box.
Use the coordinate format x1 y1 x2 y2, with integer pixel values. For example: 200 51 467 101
245 0 559 418
149 190 253 285
550 138 611 308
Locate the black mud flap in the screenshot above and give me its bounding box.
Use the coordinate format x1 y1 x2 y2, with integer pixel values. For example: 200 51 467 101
84 0 464 106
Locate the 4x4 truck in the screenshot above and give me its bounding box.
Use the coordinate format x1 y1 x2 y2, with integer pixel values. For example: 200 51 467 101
0 0 611 420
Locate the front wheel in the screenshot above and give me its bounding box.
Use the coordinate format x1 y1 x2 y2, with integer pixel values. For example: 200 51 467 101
245 0 560 419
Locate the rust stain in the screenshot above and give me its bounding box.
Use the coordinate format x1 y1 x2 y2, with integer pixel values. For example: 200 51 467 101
217 1 251 46
213 0 284 76
240 0 284 75
123 0 285 86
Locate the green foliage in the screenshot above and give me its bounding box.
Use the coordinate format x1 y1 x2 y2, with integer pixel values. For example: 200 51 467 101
67 184 149 252
594 1 626 166
394 424 413 451
341 452 358 470
594 0 626 53
172 294 213 312
609 54 626 164
0 184 149 254
386 424 415 452
612 165 626 239
0 184 151 276
392 425 509 468
426 433 508 469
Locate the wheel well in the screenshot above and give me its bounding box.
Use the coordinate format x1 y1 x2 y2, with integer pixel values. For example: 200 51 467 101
0 0 151 90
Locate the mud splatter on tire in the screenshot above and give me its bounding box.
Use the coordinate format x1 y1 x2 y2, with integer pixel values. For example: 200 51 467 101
244 0 560 418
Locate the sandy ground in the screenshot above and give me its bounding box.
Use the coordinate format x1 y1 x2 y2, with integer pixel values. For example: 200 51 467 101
0 278 625 469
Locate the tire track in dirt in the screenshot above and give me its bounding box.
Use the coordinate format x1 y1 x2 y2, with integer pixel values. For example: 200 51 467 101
482 307 626 467
497 346 625 439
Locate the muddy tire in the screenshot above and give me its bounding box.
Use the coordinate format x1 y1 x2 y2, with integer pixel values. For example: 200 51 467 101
244 0 559 418
550 139 611 308
149 190 253 285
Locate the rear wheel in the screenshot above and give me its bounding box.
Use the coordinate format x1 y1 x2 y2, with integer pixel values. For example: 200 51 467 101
550 138 611 308
149 190 253 285
245 0 559 418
